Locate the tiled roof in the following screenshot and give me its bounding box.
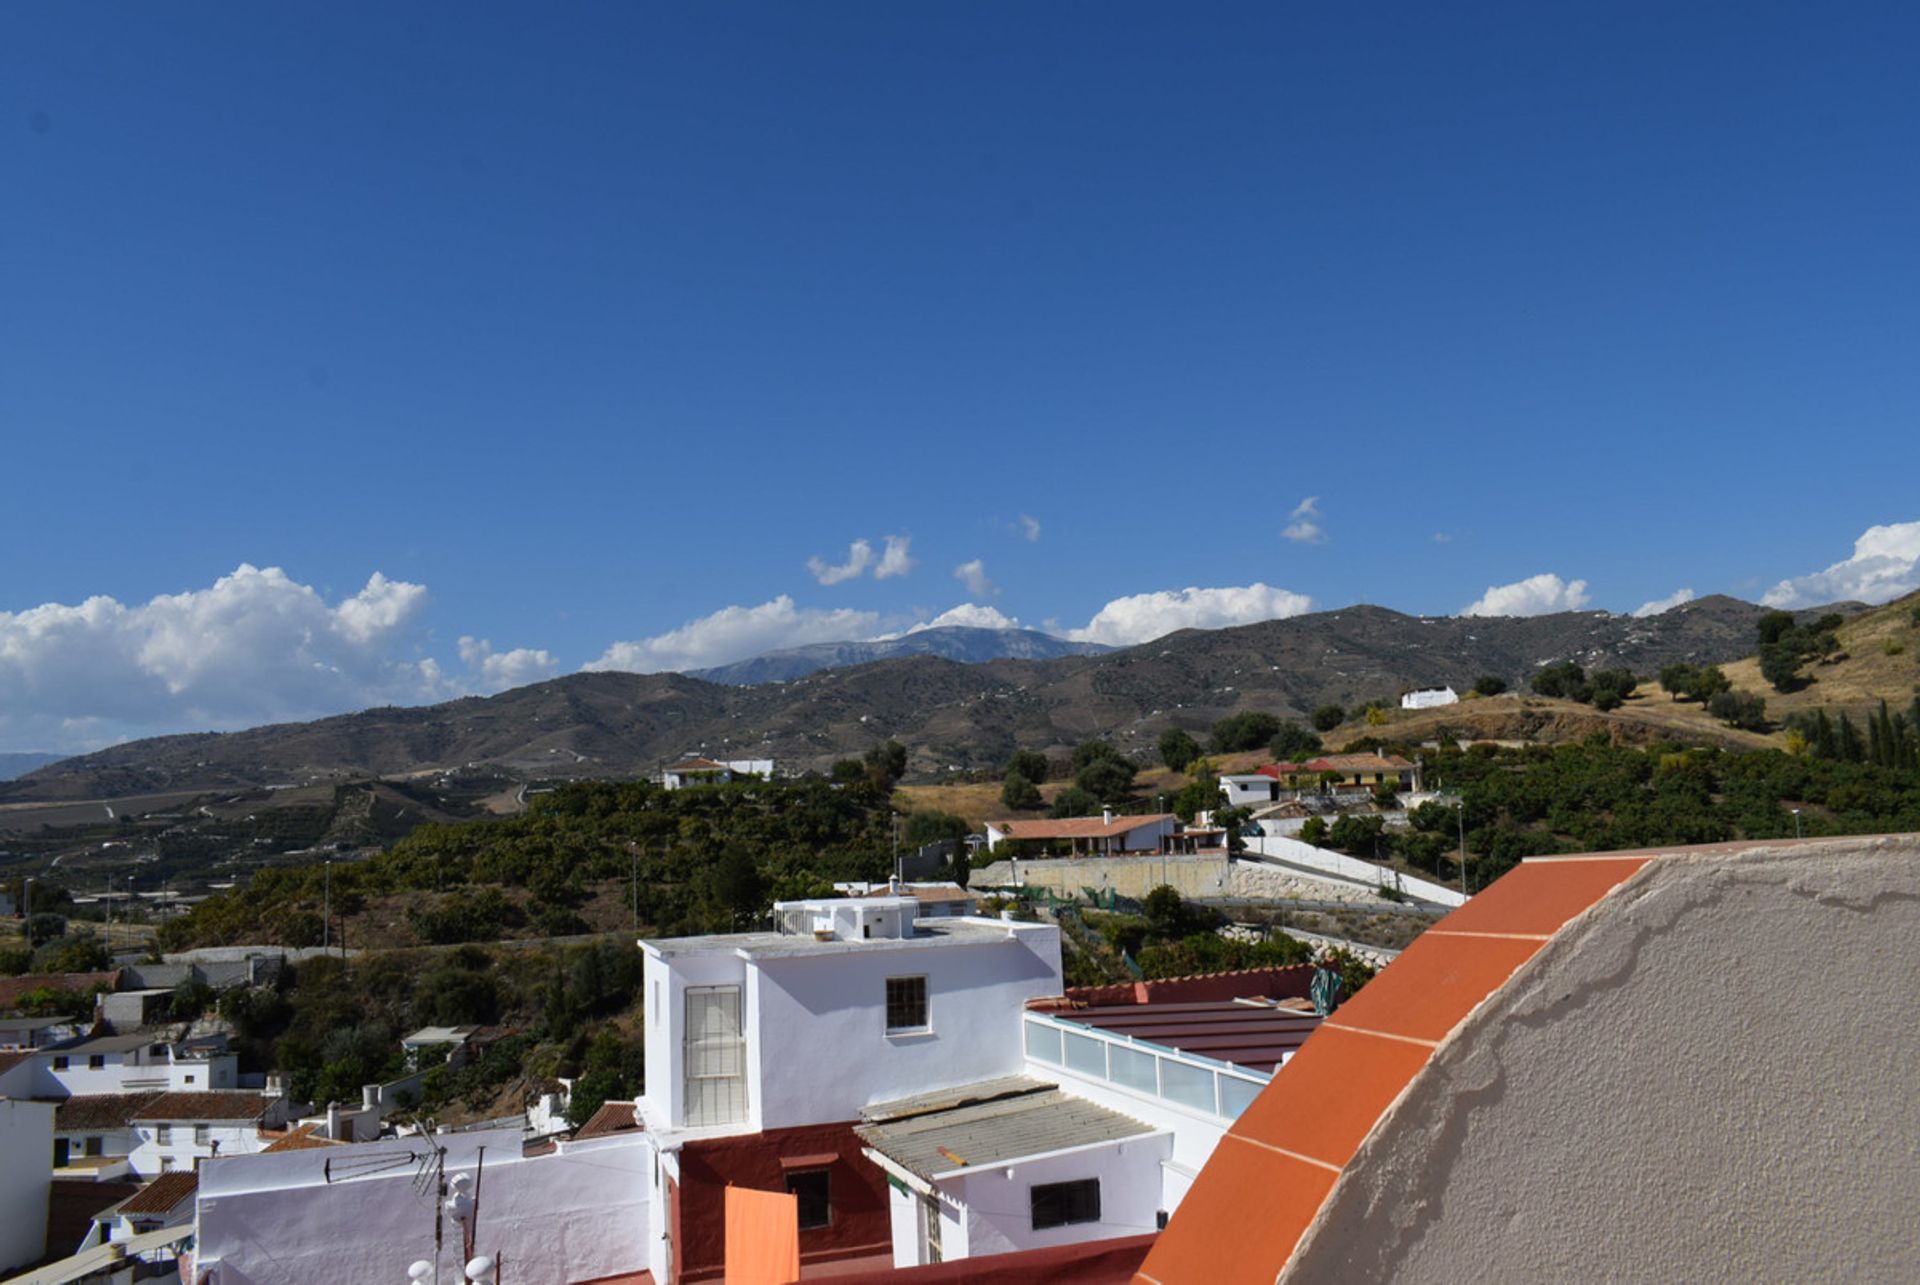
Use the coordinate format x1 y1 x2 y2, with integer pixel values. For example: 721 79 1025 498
56 1092 162 1132
261 1123 344 1152
0 1049 30 1077
857 1083 1157 1182
133 1091 271 1122
1136 843 1700 1284
572 1100 641 1140
665 757 729 772
1054 964 1314 1009
987 813 1173 841
118 1171 198 1215
0 971 119 1011
1061 1000 1322 1074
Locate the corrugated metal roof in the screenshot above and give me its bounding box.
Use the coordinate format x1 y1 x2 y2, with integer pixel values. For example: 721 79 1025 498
1060 1000 1323 1073
855 1087 1156 1181
861 1075 1054 1124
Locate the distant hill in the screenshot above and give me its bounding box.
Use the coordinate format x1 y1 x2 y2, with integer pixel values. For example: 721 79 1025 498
0 752 63 781
689 625 1111 685
1 595 1863 804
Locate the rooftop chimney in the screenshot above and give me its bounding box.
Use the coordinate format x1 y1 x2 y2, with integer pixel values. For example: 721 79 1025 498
1102 806 1115 825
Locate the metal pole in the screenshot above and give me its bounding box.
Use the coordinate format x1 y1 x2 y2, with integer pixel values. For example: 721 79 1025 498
1793 808 1802 839
324 860 332 954
631 848 638 935
1458 803 1467 898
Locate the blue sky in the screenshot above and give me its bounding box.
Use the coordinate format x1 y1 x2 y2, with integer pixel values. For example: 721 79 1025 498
4 3 1919 751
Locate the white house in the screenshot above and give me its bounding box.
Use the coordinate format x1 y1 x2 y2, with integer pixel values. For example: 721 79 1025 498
53 1092 158 1178
82 1171 199 1257
1401 685 1459 710
634 893 1064 1283
659 756 775 789
0 1014 89 1050
26 1033 239 1098
983 811 1178 857
0 1097 54 1274
130 1091 287 1175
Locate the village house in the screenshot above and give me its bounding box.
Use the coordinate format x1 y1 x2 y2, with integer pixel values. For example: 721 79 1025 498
1221 751 1420 809
130 1091 287 1175
1400 685 1459 709
659 756 775 790
982 810 1182 857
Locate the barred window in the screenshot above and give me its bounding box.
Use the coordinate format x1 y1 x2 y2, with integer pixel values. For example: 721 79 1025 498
885 976 928 1033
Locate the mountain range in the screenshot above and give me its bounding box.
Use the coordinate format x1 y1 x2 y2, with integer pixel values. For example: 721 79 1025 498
687 625 1111 685
2 594 1832 805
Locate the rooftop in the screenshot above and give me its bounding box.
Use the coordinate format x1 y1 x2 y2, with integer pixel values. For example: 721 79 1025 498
49 1033 157 1055
401 1025 478 1044
1054 999 1322 1074
117 1171 198 1215
985 813 1174 841
56 1092 163 1132
1140 835 1920 1284
573 1100 642 1140
858 1080 1157 1182
643 915 1039 961
0 1014 82 1029
134 1091 272 1122
261 1123 345 1152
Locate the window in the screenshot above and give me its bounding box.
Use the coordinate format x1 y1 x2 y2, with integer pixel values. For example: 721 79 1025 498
88 1055 105 1070
885 976 928 1033
194 1124 210 1146
786 1169 831 1229
159 1157 175 1173
184 1074 195 1084
85 1136 104 1157
683 985 746 1127
52 1057 68 1071
1030 1178 1101 1230
155 1125 172 1145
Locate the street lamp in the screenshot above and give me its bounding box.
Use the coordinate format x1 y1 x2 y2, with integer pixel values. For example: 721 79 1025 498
1792 807 1803 839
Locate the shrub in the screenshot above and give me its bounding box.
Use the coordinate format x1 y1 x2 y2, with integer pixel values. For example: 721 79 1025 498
1310 705 1346 732
1209 711 1282 754
1157 729 1201 773
1471 675 1508 697
1707 690 1768 731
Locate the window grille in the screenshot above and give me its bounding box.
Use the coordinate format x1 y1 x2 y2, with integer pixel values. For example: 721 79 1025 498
683 986 747 1126
885 976 928 1033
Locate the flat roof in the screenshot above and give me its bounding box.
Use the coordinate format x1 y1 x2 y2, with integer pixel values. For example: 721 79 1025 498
856 1081 1157 1182
1053 1000 1323 1074
50 1034 156 1055
0 1015 81 1029
644 917 1036 960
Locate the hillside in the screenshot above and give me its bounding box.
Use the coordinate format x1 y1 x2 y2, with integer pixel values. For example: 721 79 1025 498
0 595 1860 805
688 625 1111 684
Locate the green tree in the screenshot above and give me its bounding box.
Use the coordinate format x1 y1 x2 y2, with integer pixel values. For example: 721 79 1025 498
1658 663 1698 700
1759 642 1804 692
1268 723 1323 761
1000 772 1043 811
1006 748 1050 784
1170 772 1224 823
1047 787 1102 819
1707 691 1768 731
1530 662 1591 702
703 846 765 927
1075 756 1136 802
1298 816 1328 846
1310 704 1346 732
1208 711 1282 754
864 740 909 788
1471 675 1508 697
1157 729 1202 773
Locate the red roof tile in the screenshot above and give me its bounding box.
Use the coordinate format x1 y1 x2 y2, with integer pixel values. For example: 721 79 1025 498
133 1092 271 1122
573 1100 640 1140
118 1171 198 1215
0 971 119 1011
987 814 1173 841
1138 848 1656 1285
261 1123 345 1152
56 1092 163 1132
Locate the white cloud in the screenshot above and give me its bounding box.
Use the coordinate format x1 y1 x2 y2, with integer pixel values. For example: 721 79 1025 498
1632 588 1696 618
1462 573 1592 617
1432 532 1454 544
1282 496 1326 544
457 636 559 692
1761 521 1920 608
954 559 998 598
906 604 1023 634
874 535 915 580
805 539 875 586
1064 583 1314 647
584 596 880 674
0 564 456 752
1018 514 1041 542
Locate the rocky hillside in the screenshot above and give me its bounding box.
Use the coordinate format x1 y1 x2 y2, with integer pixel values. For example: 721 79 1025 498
2 595 1854 802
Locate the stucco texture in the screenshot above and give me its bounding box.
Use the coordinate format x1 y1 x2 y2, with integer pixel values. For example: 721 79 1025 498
1284 838 1920 1283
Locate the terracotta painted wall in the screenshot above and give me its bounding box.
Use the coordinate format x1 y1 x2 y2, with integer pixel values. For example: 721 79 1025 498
674 1121 890 1283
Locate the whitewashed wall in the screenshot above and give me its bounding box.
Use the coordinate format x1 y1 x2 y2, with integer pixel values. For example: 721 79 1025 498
943 1134 1170 1260
748 923 1061 1129
194 1128 650 1285
1243 836 1465 906
0 1099 53 1273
